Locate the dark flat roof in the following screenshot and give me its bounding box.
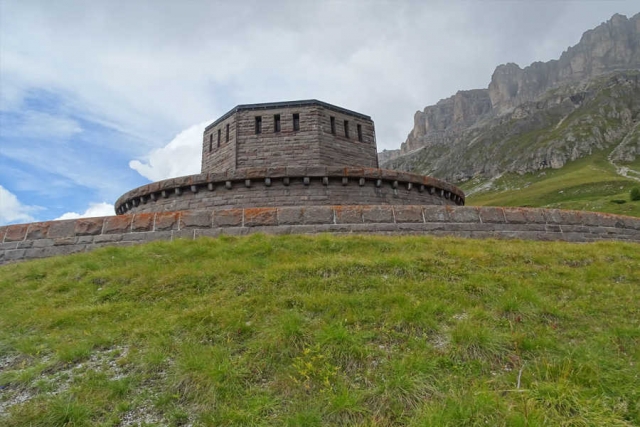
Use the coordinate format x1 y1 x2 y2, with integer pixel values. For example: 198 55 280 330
205 99 372 131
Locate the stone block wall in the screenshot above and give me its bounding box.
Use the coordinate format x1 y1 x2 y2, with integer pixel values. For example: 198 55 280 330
202 115 236 173
114 168 465 214
199 100 378 174
235 106 324 169
2 206 639 265
318 109 377 168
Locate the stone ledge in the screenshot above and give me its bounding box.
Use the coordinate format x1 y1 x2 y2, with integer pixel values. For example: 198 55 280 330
2 205 639 265
115 168 466 214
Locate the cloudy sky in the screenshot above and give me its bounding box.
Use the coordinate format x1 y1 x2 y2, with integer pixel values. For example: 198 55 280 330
1 1 638 224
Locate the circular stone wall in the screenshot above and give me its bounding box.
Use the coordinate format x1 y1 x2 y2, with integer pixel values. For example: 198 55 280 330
115 167 465 215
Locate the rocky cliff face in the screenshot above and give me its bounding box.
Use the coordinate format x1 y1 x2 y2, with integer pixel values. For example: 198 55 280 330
384 13 640 182
385 71 640 183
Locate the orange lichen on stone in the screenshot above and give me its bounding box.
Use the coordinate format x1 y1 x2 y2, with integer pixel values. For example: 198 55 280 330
5 224 28 242
244 208 277 227
155 212 181 231
74 218 104 236
26 222 51 239
104 215 133 234
132 213 155 232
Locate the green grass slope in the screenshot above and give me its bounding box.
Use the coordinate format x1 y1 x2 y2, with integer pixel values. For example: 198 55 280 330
1 235 639 426
463 150 640 218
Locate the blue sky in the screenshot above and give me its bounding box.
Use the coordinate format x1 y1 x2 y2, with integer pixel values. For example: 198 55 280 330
1 1 638 225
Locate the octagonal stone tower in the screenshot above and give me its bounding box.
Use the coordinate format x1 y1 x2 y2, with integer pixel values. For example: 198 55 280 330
115 100 464 214
202 100 378 172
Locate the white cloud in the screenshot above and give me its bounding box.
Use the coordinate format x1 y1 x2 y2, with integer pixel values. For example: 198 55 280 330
0 185 40 225
55 202 114 220
3 1 638 153
129 121 208 181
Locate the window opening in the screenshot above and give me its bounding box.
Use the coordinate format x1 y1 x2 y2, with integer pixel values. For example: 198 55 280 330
293 113 300 131
274 114 281 132
344 120 349 138
217 129 221 147
357 124 363 142
226 124 230 142
255 116 262 134
209 134 213 152
330 116 336 135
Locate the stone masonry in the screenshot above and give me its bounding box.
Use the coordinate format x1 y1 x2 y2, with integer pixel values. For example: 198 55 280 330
2 206 639 265
6 99 637 266
117 100 463 215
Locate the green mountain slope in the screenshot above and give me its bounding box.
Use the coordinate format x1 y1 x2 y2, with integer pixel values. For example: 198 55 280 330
1 235 639 426
463 148 640 217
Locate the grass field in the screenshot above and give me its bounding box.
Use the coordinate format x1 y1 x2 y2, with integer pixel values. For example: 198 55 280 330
1 234 639 426
463 150 640 218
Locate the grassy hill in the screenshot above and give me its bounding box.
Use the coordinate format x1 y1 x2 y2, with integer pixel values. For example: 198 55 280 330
463 150 640 218
1 234 639 426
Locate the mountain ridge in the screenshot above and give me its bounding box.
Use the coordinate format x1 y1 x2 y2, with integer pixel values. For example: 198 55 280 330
380 12 640 184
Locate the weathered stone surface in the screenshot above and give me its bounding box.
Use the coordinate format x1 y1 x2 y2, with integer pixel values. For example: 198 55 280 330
74 218 104 236
543 209 564 224
621 216 640 230
478 207 505 223
33 239 55 248
180 211 212 228
303 206 334 224
277 207 304 225
0 226 6 243
503 208 529 224
559 211 585 225
214 209 243 227
393 206 423 223
5 249 27 260
422 206 449 222
132 213 155 232
448 206 479 223
334 206 363 224
94 234 123 243
104 216 133 234
545 224 562 233
26 223 51 239
54 237 76 246
3 206 640 265
155 212 181 231
5 224 29 242
362 206 394 223
47 220 77 238
244 208 278 227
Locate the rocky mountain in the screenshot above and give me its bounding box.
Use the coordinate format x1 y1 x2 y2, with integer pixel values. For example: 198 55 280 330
381 13 640 183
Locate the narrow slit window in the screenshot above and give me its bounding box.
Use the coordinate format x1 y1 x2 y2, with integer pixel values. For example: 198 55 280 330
226 124 230 142
255 116 262 134
344 120 349 138
274 114 281 132
209 134 213 152
357 124 363 142
217 129 221 147
330 116 336 135
293 113 300 131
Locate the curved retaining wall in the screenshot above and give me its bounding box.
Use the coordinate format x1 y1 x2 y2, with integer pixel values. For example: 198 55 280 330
1 205 639 265
115 167 465 214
